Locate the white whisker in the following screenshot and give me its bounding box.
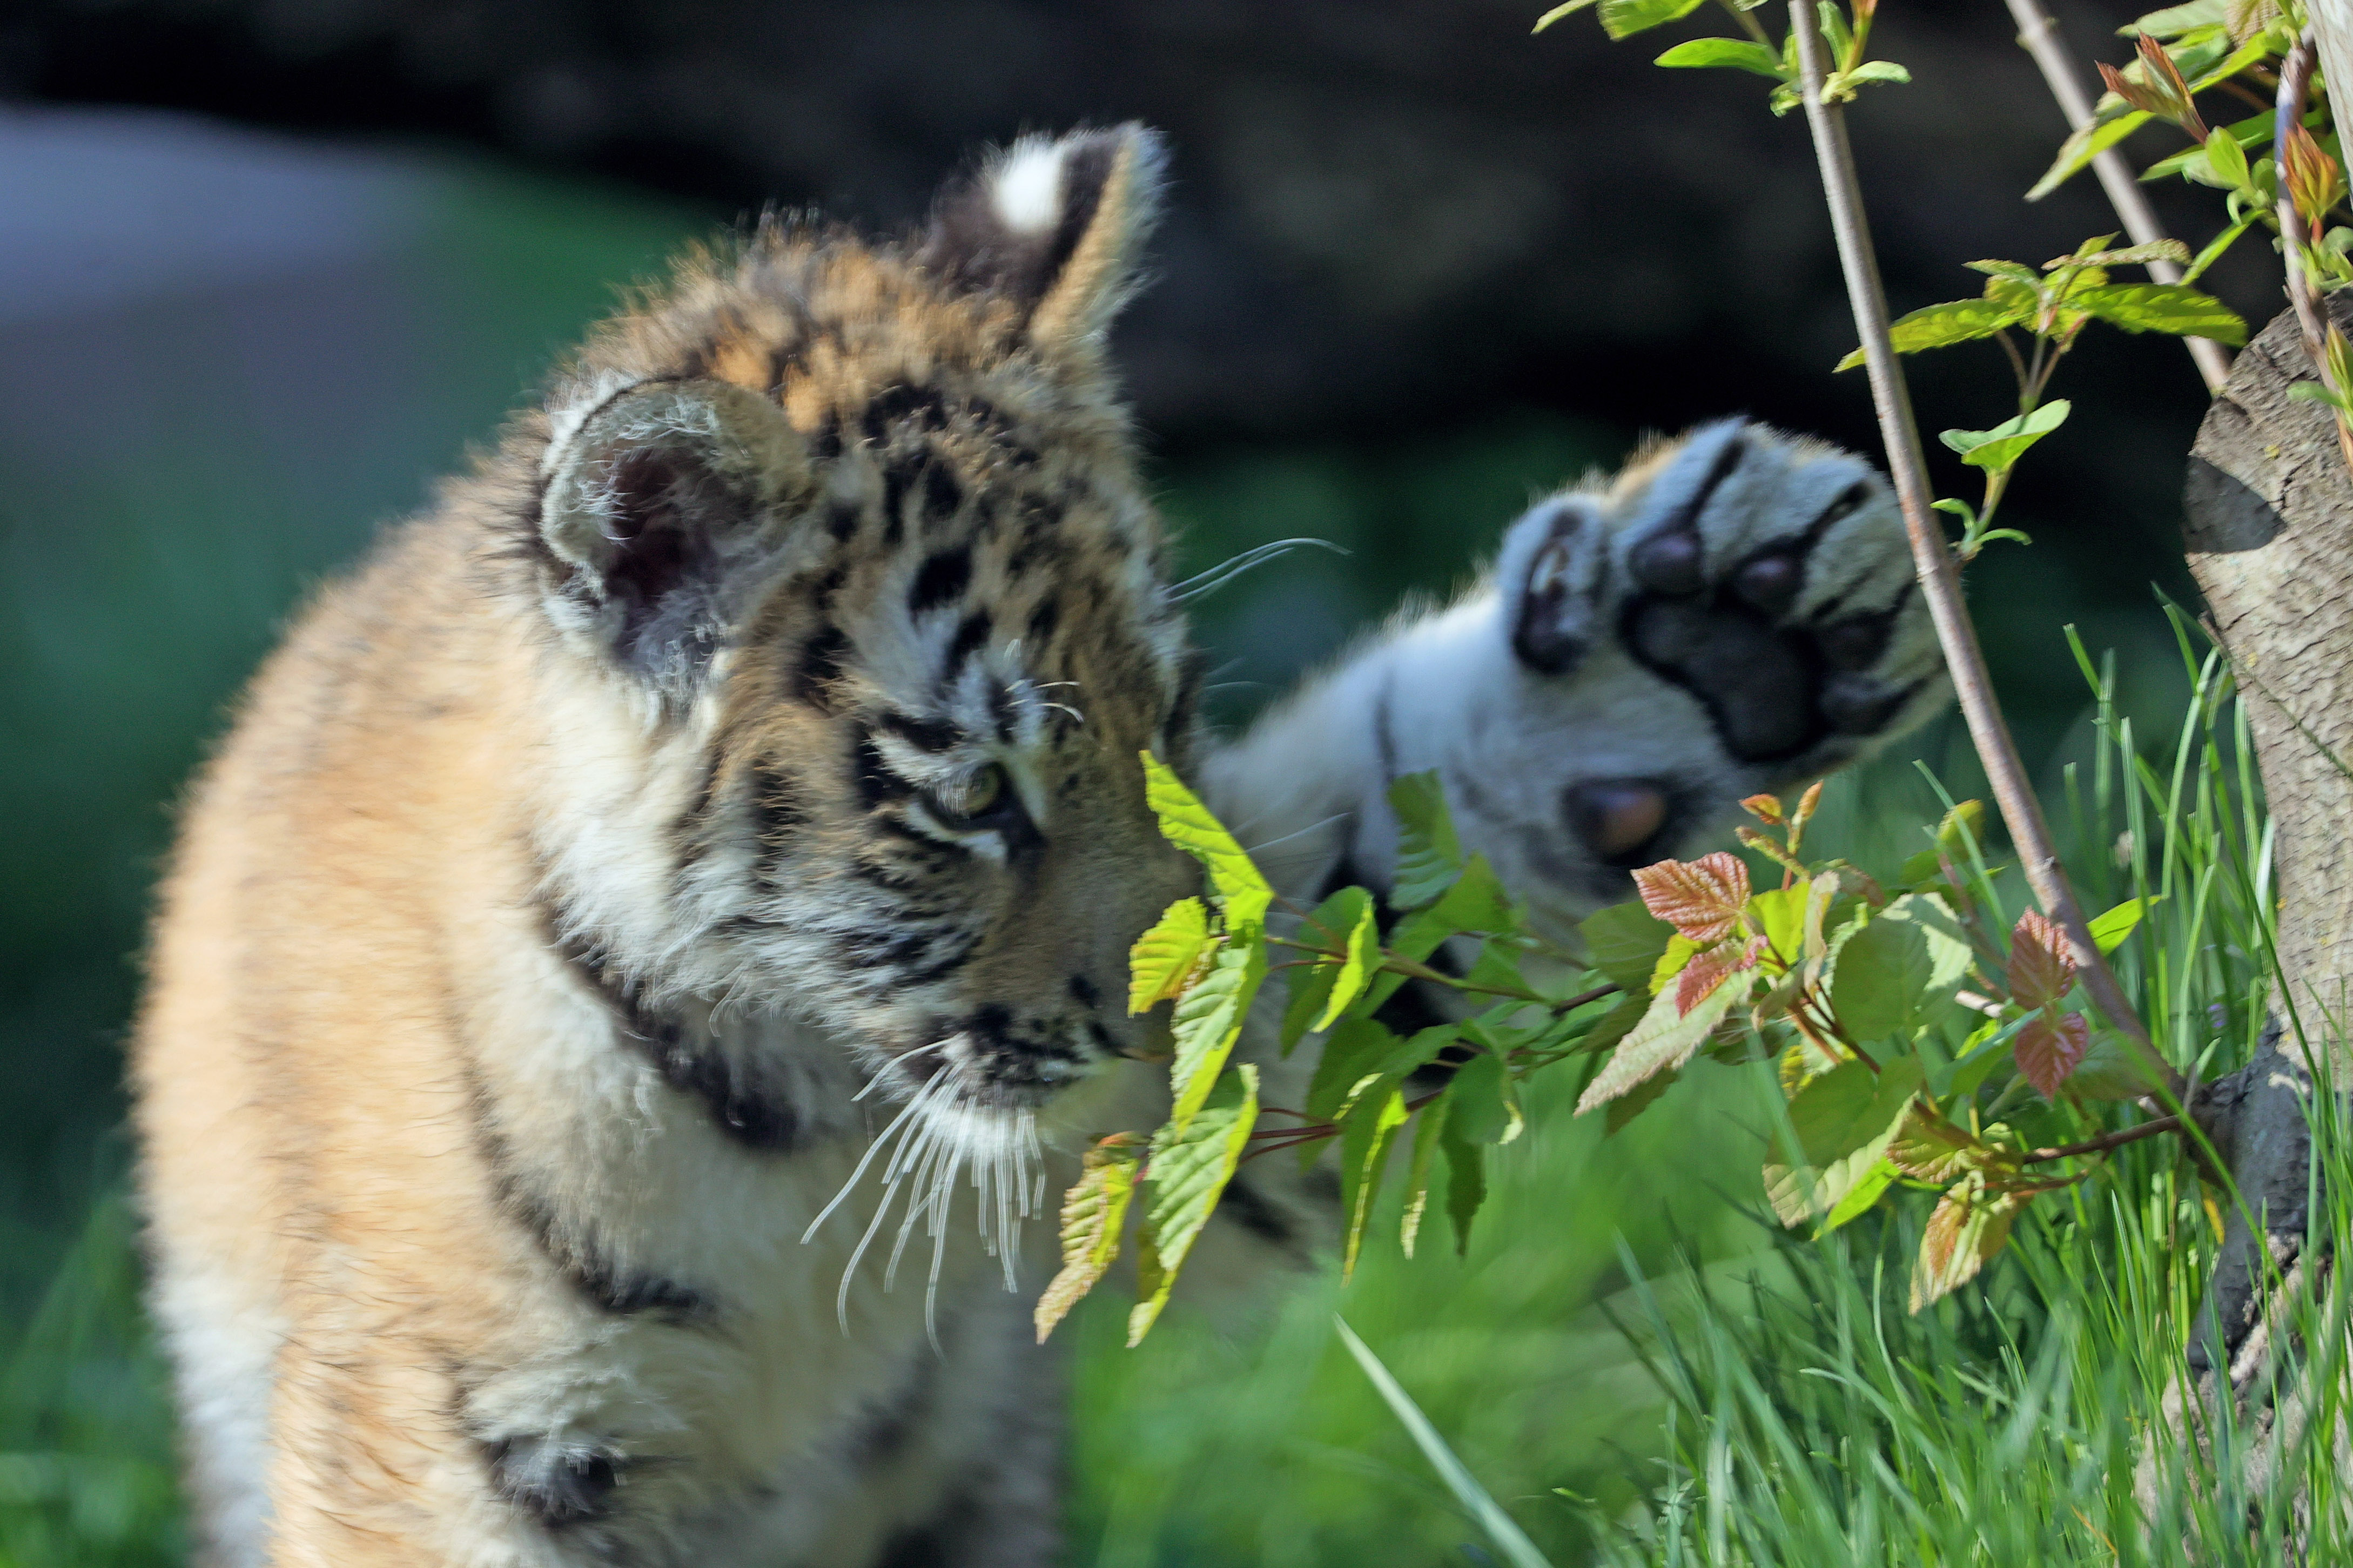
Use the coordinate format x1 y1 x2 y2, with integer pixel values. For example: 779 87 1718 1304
1244 812 1349 858
804 1070 936 1244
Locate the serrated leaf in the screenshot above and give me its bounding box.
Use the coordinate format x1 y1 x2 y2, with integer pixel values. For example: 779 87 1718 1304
1939 399 2072 477
1910 1175 2028 1312
1307 1018 1453 1123
1839 298 2034 370
2029 110 2152 202
1597 0 1706 38
1655 37 1785 77
1388 771 1464 910
1575 971 1744 1113
2014 1010 2091 1099
1679 934 1765 1015
1441 1112 1486 1256
1748 883 1809 965
1034 1132 1143 1342
1128 1065 1259 1344
1338 1076 1410 1280
1888 1106 1985 1183
2066 284 2248 345
2121 1 2228 38
1581 900 1678 991
1764 1056 1924 1225
2007 909 2076 1011
1817 1157 1898 1233
1317 891 1383 1032
1141 751 1272 933
1168 940 1266 1132
1632 851 1751 941
1830 916 1932 1042
2087 895 2157 953
2053 240 2191 270
1604 1064 1679 1137
1128 897 1213 1014
1400 1094 1448 1259
1571 989 1652 1056
1447 1048 1524 1145
1875 893 1974 1002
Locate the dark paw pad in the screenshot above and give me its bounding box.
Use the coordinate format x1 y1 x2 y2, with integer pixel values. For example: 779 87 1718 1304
1511 503 1606 676
1563 777 1672 865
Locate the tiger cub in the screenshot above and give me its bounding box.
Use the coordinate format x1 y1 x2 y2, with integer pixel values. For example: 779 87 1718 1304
133 124 1947 1566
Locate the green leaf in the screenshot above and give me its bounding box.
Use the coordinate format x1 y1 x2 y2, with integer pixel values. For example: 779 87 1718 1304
1597 0 1706 39
1531 0 1602 31
1128 897 1212 1015
1141 752 1272 933
2088 896 2158 953
1307 1019 1453 1123
1830 916 1933 1042
2028 110 2151 202
2066 284 2248 345
1604 1064 1679 1136
1447 1049 1524 1145
1875 893 1974 999
1388 772 1464 910
1580 899 1678 991
1034 1132 1142 1342
1441 1114 1487 1256
1939 399 2072 477
1655 37 1785 77
1837 298 2032 371
1570 989 1653 1057
1765 1056 1924 1225
1399 1094 1449 1259
1796 1052 1925 1168
2121 1 2227 38
1337 1076 1410 1280
1316 891 1384 1032
1167 939 1266 1133
1823 59 1911 97
1575 971 1744 1113
1818 1156 1899 1234
1129 1064 1259 1344
1282 963 1337 1054
1749 883 1810 963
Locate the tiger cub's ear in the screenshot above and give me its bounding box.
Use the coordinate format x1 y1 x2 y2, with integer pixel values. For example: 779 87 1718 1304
919 123 1167 356
536 378 812 688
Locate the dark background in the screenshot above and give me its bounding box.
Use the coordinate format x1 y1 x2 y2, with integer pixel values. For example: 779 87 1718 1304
0 1 2252 1557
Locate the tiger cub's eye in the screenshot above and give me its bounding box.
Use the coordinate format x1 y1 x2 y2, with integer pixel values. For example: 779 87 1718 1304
926 763 1021 834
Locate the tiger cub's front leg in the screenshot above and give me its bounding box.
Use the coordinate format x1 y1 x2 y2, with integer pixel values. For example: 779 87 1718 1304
1203 418 1950 923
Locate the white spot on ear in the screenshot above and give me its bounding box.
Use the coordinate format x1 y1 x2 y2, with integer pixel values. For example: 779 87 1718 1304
991 139 1066 236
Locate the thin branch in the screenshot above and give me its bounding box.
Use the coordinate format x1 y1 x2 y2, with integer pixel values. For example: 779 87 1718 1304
2021 1113 2182 1165
2001 0 2233 392
1788 4 2164 1087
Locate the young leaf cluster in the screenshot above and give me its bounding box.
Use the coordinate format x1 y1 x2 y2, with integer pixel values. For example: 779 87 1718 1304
1579 788 2178 1311
2044 3 2353 427
1038 762 1624 1344
1535 0 1908 117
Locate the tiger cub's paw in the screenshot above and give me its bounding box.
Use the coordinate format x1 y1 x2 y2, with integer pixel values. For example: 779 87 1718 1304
1494 418 1948 870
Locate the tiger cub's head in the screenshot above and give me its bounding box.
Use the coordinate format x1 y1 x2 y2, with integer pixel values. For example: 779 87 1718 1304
513 126 1200 1121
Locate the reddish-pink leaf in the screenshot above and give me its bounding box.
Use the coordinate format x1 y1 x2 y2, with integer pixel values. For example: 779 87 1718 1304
2007 909 2076 1011
1740 793 1785 826
1910 1176 2029 1312
1677 934 1765 1015
2014 1010 2090 1099
1634 852 1751 943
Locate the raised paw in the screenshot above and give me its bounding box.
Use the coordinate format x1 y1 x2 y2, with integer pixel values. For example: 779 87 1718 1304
1483 418 1948 896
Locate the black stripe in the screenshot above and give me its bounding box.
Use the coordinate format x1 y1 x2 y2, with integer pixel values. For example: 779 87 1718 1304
909 544 972 614
539 896 802 1155
945 609 993 678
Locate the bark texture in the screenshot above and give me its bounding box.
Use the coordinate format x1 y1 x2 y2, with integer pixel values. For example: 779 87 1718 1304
2186 298 2353 1069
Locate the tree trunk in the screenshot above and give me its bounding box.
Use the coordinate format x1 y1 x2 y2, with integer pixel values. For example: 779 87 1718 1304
2154 298 2353 1529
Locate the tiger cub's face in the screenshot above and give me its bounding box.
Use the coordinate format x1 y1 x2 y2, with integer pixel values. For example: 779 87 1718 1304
520 127 1199 1118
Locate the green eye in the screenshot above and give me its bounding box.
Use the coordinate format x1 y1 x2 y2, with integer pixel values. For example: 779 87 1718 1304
926 764 1020 835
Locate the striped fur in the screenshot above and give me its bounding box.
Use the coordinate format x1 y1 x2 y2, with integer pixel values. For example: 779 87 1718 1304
133 124 1947 1568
